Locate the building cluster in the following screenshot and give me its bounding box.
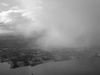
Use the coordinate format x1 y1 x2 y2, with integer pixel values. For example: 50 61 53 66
0 48 54 69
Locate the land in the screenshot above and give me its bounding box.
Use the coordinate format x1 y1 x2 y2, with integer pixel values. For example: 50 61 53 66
0 48 55 69
0 35 100 69
1 47 100 69
0 35 72 69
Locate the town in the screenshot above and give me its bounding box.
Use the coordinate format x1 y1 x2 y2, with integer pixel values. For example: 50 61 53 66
0 48 55 69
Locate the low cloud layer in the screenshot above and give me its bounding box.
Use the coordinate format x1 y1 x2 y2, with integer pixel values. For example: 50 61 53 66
0 0 100 51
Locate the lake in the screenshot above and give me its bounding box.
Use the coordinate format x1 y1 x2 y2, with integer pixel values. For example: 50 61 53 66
0 62 10 72
0 57 100 75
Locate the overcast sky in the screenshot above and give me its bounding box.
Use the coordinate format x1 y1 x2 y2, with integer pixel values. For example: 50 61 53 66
0 0 100 50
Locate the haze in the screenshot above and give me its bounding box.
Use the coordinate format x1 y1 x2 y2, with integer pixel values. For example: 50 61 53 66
0 0 100 51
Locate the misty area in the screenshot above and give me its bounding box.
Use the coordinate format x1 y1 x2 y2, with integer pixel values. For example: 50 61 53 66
0 0 100 75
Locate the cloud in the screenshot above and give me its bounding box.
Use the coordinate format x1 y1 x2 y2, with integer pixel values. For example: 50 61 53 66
1 3 9 6
0 8 34 24
11 6 19 10
1 0 100 51
0 6 36 34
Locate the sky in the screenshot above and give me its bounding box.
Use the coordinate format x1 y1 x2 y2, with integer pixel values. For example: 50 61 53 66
0 0 43 34
0 0 17 12
0 0 100 51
